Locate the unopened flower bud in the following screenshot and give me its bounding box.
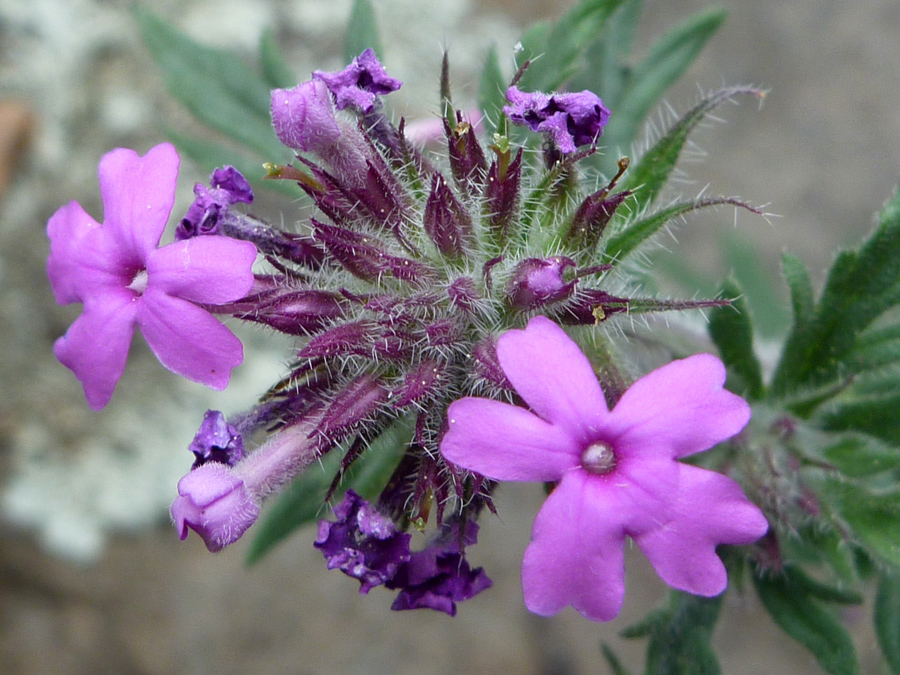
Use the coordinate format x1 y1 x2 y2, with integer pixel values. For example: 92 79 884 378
506 256 576 310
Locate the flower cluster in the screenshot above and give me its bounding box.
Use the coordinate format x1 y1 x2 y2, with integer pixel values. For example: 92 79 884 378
47 49 766 619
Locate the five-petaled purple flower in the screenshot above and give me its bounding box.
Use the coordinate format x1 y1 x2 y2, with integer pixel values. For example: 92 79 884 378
314 48 402 113
504 86 611 154
46 143 257 409
440 316 767 621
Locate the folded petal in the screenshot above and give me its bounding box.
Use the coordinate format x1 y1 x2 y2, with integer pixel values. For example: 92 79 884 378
441 398 579 481
98 144 179 259
53 290 138 410
633 464 768 597
496 316 607 441
136 291 243 390
522 470 627 621
607 354 750 460
46 200 133 304
147 237 257 304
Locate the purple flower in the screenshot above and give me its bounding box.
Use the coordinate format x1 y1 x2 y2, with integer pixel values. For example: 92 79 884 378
46 144 258 410
189 410 245 468
171 462 260 553
440 316 767 621
504 86 611 154
315 490 412 593
386 520 492 616
173 417 322 551
176 166 253 240
271 79 342 154
313 48 402 112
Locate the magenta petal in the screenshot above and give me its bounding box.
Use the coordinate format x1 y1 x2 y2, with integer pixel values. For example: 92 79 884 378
136 291 243 390
46 200 133 305
147 237 257 304
441 398 579 481
608 354 751 459
98 144 179 259
496 316 607 440
522 471 627 621
53 290 138 410
633 464 768 596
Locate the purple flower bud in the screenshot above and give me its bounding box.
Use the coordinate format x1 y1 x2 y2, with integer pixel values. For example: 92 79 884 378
506 256 577 310
189 410 245 468
271 80 342 154
315 490 411 593
446 276 480 313
312 220 433 285
386 520 492 616
444 115 487 197
312 374 389 446
424 318 462 347
564 189 631 250
395 359 446 407
556 288 630 325
484 149 523 243
246 289 345 336
176 166 254 240
171 463 260 552
313 48 402 113
504 86 610 154
423 173 472 258
471 337 511 389
299 320 374 359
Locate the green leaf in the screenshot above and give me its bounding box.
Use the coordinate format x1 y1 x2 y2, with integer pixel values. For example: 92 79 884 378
625 591 723 675
821 433 900 478
753 567 860 675
246 415 414 564
344 0 382 63
136 7 286 160
783 253 815 335
600 643 633 675
720 231 788 338
517 0 626 92
600 7 726 174
615 86 764 210
478 45 507 135
708 279 765 400
819 388 900 446
816 477 900 568
602 196 761 264
259 30 296 89
772 185 900 395
876 572 900 674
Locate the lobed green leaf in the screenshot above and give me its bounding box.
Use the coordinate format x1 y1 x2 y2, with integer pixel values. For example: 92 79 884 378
753 567 860 675
708 279 765 400
876 572 900 675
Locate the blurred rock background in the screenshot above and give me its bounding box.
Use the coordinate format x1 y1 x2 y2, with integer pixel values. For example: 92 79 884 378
1 0 898 673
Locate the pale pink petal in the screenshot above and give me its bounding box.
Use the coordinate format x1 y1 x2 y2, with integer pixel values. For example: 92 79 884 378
496 316 607 441
53 290 138 410
147 237 257 304
522 470 627 621
441 398 579 481
136 290 243 390
633 464 768 596
98 144 179 260
46 200 133 304
606 354 750 460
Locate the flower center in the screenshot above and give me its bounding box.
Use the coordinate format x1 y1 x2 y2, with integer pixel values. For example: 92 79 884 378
581 441 616 475
128 269 149 295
